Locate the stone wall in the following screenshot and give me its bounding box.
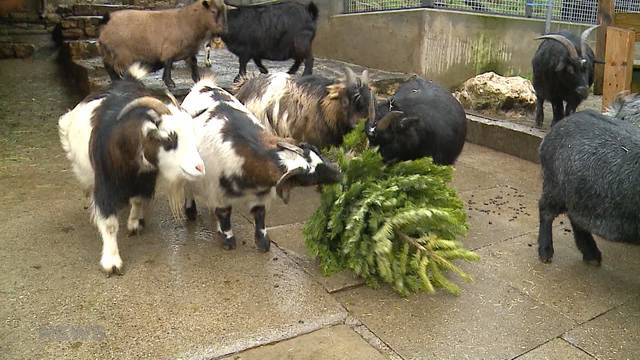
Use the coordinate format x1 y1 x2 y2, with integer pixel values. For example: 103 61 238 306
313 6 592 89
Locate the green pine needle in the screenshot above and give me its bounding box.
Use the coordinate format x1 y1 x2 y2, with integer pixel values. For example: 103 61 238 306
303 121 479 296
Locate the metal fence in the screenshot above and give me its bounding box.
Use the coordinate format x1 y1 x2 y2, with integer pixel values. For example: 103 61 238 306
344 0 640 24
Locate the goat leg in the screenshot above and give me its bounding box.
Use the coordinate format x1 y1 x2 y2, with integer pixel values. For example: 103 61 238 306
105 63 120 81
95 209 123 276
535 97 544 128
569 218 602 266
302 53 314 76
550 99 564 126
288 58 303 75
253 58 269 74
215 206 236 250
127 196 145 236
537 198 558 263
162 60 176 89
251 205 270 252
187 55 200 83
235 56 250 83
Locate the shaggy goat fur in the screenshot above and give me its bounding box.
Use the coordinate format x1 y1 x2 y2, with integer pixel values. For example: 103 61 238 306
233 69 374 148
538 109 640 265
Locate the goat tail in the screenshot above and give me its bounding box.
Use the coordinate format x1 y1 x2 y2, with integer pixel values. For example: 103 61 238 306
307 2 319 21
58 111 73 160
124 63 150 81
230 73 257 95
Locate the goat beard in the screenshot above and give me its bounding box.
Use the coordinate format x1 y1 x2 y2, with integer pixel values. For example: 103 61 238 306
167 180 186 222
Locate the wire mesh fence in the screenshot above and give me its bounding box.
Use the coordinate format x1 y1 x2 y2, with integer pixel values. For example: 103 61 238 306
344 0 640 24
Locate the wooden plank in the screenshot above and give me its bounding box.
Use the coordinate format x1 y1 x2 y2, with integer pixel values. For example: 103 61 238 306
613 12 640 41
594 0 615 95
602 27 635 110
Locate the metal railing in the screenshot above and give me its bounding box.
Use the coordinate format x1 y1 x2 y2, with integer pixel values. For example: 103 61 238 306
344 0 640 24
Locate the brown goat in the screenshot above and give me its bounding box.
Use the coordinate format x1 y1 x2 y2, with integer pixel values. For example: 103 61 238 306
233 69 375 148
98 0 227 89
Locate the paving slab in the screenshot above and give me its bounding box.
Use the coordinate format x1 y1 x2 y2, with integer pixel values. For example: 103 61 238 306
221 325 385 360
563 297 640 360
334 268 575 360
267 223 364 293
516 338 594 360
0 198 347 359
475 229 640 323
458 143 542 193
460 185 539 250
451 160 501 193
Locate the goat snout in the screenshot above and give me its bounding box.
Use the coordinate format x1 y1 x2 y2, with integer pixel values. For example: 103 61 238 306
576 86 589 100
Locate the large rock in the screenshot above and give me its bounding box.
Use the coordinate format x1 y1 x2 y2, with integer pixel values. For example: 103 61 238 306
455 72 536 114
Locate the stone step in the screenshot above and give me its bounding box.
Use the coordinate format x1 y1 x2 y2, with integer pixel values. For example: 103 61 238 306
63 39 99 60
0 41 35 59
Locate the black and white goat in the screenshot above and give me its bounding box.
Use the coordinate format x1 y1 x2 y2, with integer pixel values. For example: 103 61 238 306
233 68 375 148
180 78 341 251
58 64 205 275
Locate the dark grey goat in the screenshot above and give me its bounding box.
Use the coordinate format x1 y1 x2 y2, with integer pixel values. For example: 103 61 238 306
538 108 640 265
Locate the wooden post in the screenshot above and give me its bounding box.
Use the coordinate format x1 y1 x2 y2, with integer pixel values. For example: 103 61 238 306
594 0 615 95
602 27 635 110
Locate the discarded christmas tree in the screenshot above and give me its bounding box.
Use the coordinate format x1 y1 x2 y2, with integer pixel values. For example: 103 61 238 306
304 122 479 296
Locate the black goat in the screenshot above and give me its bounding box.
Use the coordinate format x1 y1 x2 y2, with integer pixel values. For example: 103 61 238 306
538 109 640 265
532 25 599 127
219 1 318 82
366 76 466 165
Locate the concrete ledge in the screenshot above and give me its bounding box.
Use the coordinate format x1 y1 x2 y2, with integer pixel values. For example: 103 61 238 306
465 114 544 163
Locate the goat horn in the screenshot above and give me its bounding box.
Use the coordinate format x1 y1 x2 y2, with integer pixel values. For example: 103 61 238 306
275 167 305 204
535 34 579 60
580 24 599 59
368 89 376 121
277 141 304 156
344 67 357 85
118 96 171 122
361 70 369 84
165 91 179 108
376 111 404 131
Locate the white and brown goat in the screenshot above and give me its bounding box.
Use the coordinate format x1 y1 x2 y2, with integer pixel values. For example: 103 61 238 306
58 64 205 275
98 0 227 89
233 68 375 147
180 78 341 251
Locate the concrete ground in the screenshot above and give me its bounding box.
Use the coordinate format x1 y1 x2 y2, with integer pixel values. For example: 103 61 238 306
1 56 639 360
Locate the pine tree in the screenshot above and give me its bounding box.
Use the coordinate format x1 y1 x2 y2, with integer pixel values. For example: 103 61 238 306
304 122 479 296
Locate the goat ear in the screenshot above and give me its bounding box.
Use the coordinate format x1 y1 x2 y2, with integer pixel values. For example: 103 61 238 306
327 83 345 100
275 167 305 204
376 111 404 131
143 121 178 151
202 0 210 9
344 67 357 85
277 141 304 156
399 116 420 129
361 70 369 84
555 59 566 72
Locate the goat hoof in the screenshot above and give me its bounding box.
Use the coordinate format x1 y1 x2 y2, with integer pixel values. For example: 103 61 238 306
538 246 554 263
127 218 145 236
233 74 242 83
223 237 236 250
101 255 123 276
583 254 602 267
184 200 197 221
164 80 176 89
256 238 271 253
